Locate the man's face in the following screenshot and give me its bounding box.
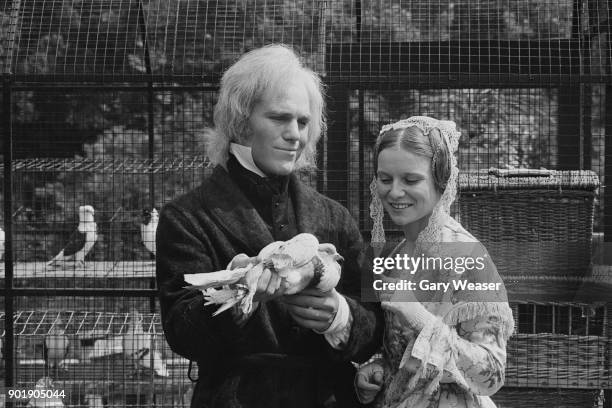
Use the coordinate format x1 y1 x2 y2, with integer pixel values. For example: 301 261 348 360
245 80 311 176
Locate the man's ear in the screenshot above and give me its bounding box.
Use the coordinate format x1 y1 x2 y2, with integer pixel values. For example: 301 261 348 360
239 132 252 147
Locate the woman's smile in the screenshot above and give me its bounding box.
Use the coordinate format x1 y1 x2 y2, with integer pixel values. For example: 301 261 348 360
376 148 441 231
388 202 413 210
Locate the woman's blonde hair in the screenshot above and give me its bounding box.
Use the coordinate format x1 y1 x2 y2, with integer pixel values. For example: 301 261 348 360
375 125 452 192
204 44 326 170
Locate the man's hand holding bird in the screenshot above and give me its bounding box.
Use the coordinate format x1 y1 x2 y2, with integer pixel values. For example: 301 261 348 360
184 233 344 320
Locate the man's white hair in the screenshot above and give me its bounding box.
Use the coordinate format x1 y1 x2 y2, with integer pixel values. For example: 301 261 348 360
204 44 326 170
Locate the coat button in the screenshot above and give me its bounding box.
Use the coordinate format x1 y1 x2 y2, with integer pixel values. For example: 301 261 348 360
279 224 286 230
274 201 280 207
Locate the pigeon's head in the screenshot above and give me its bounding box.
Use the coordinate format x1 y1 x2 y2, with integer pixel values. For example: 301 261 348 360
49 317 66 334
318 243 344 263
35 376 55 388
79 205 95 221
142 208 159 225
130 310 145 324
142 209 152 224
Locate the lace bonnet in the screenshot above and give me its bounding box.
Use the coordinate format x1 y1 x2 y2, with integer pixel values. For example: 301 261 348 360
369 116 461 249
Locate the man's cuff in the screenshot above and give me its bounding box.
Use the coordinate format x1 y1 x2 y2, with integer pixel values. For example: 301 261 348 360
316 291 352 349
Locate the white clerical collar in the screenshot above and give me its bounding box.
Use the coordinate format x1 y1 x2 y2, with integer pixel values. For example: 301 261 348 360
229 143 267 178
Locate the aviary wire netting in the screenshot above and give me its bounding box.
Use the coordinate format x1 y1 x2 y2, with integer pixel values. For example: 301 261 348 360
0 0 611 407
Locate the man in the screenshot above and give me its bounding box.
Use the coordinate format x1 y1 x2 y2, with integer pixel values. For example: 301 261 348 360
156 44 383 408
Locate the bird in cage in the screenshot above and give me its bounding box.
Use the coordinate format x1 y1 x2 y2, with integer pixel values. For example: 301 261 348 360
122 311 168 377
184 233 343 316
122 311 149 376
140 208 158 258
84 394 104 408
43 317 70 373
27 377 65 407
47 205 97 268
142 340 169 377
83 385 104 408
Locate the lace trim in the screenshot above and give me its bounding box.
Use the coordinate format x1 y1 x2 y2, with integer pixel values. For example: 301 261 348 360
370 176 386 248
369 116 461 251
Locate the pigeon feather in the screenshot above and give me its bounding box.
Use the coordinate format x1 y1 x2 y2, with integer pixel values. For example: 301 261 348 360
185 233 343 316
141 208 158 257
48 205 97 266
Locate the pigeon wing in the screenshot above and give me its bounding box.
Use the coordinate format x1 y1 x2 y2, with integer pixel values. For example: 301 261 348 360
61 230 87 257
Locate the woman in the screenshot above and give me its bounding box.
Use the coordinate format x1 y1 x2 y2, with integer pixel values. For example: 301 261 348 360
355 116 514 408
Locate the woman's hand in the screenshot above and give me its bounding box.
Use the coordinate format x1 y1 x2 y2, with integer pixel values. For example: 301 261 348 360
354 362 384 404
380 301 414 322
377 274 418 303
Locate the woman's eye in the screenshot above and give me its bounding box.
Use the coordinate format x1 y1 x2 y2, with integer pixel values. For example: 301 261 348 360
404 179 420 184
378 178 392 184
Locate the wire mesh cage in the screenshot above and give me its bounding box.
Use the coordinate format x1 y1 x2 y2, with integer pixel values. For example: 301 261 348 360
1 310 194 407
506 302 610 389
1 0 611 407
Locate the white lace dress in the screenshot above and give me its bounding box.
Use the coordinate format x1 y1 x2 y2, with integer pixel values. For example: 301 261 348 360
374 218 514 408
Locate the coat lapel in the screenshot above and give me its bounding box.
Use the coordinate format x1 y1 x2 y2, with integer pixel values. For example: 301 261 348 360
290 174 328 235
203 166 275 254
202 167 329 253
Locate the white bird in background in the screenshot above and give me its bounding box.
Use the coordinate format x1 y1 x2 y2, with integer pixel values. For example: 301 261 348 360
84 394 104 408
43 317 70 373
0 226 5 260
142 343 169 377
47 205 97 267
140 208 158 258
122 311 148 372
122 311 168 377
27 377 64 407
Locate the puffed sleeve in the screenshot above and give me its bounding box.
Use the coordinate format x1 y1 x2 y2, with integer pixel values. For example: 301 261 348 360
390 236 514 396
399 242 514 397
408 306 513 396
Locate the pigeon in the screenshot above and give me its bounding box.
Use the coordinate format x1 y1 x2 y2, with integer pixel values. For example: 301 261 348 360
27 377 64 407
83 394 104 408
47 205 97 267
121 311 167 378
121 311 169 377
122 311 150 376
0 226 4 260
185 233 343 316
141 345 169 377
140 208 158 258
43 317 70 373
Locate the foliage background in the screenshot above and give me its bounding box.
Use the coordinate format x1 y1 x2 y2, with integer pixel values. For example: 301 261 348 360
0 0 607 260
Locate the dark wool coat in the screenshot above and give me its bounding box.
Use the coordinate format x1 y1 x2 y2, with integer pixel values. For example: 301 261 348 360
156 165 383 408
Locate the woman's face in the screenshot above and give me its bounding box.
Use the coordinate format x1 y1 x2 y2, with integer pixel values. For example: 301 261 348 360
376 147 441 231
